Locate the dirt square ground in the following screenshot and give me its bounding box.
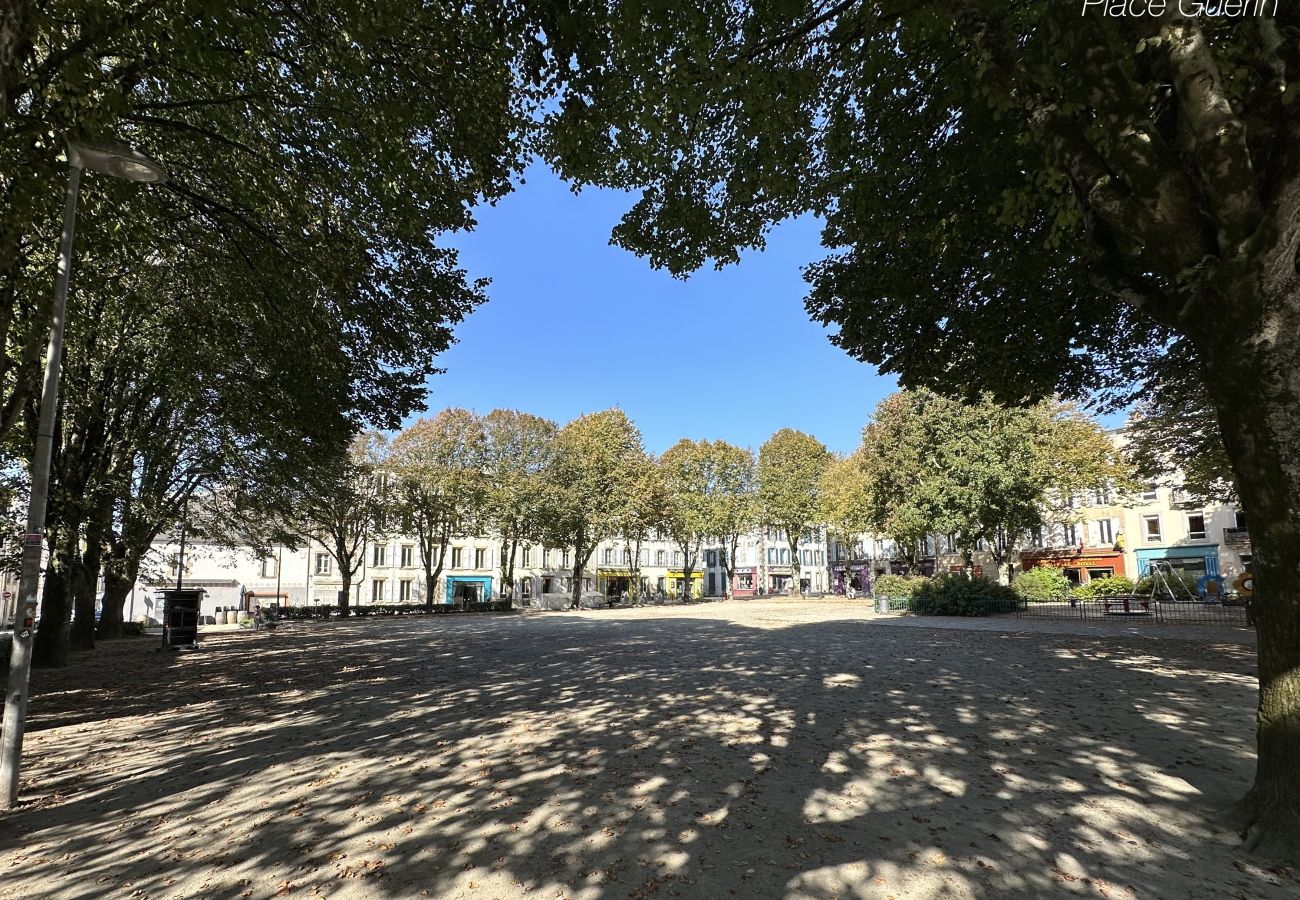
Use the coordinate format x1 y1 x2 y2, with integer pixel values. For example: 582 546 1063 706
1 599 1294 899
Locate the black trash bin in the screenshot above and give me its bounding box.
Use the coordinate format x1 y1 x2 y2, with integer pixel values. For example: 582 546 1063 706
159 588 203 648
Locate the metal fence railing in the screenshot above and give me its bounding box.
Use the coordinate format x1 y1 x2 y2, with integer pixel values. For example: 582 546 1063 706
1014 596 1251 628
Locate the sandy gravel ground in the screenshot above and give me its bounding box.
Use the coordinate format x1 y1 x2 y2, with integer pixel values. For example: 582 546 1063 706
0 599 1294 899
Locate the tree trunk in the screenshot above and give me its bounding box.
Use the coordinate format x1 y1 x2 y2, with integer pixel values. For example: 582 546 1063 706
677 541 695 600
97 563 137 639
572 551 587 608
1202 324 1300 859
628 538 642 602
418 527 436 611
725 534 740 600
68 523 105 651
69 497 113 650
338 563 352 617
498 536 517 601
787 535 800 595
569 535 588 610
32 528 75 668
428 557 446 611
97 530 130 639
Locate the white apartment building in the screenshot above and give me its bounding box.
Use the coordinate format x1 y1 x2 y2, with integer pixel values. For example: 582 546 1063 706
132 530 714 621
822 480 1249 594
702 527 831 597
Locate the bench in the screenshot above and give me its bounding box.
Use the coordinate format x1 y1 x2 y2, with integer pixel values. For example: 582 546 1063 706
1103 595 1152 615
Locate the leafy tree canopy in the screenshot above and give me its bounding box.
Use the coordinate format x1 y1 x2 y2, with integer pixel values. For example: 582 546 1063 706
2 0 538 446
1124 367 1237 504
757 428 830 542
535 3 1300 416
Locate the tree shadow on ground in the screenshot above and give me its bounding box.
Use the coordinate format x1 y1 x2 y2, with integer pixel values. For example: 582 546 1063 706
1 611 1292 899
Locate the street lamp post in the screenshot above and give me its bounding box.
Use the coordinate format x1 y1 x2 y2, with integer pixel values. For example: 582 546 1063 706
0 141 167 809
159 488 194 652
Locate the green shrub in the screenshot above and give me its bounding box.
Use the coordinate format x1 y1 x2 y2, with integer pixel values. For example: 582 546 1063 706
872 574 928 599
1012 566 1070 602
912 574 1019 616
1072 575 1135 599
277 605 335 620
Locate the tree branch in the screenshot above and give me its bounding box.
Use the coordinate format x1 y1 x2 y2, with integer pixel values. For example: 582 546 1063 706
1158 13 1262 251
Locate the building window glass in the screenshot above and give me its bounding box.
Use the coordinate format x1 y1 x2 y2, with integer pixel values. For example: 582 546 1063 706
1187 512 1207 541
656 550 666 567
1097 519 1114 545
400 545 414 568
399 579 413 602
1141 482 1159 502
372 544 386 567
1063 524 1078 546
261 557 278 579
1235 509 1248 530
314 553 331 575
1143 515 1162 543
371 579 386 603
522 546 531 567
561 550 570 568
521 578 532 598
451 547 462 569
475 548 487 569
604 548 613 565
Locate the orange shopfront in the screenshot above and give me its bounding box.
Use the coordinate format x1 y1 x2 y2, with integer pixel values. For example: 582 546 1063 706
1020 548 1125 586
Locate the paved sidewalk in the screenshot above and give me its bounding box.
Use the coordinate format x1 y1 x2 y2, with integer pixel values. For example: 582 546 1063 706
0 600 1286 900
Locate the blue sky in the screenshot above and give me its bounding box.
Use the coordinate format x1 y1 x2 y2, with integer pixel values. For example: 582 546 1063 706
421 164 897 456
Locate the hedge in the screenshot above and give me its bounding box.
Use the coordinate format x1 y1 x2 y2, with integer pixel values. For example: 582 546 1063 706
911 574 1019 617
1072 575 1135 599
1012 566 1070 603
872 574 929 599
274 601 514 620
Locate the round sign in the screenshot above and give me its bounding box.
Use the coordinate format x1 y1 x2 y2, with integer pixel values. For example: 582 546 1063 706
1233 573 1254 596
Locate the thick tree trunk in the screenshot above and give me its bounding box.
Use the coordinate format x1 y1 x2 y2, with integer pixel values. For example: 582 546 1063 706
1201 308 1300 860
338 566 352 617
97 569 133 638
68 508 109 651
97 531 131 639
68 535 103 651
32 529 76 668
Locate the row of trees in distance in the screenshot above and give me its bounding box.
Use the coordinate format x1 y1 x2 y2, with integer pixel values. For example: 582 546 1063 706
303 391 1130 613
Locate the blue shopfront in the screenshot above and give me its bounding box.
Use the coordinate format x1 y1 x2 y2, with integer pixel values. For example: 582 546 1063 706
445 575 492 604
1135 545 1220 578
